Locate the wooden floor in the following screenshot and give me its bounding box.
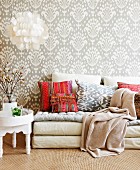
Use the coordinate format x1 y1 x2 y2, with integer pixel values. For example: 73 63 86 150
0 143 140 170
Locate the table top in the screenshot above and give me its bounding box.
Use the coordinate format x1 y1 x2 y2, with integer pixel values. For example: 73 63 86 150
0 109 34 127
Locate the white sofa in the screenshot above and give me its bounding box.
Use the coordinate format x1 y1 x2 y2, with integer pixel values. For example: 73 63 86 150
32 73 140 149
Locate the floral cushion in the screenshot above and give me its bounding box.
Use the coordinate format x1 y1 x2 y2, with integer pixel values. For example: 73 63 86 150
51 93 78 113
53 81 72 94
76 81 116 112
118 82 140 92
38 82 51 111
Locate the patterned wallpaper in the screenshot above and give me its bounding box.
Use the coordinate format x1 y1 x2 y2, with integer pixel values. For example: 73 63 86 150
0 0 140 111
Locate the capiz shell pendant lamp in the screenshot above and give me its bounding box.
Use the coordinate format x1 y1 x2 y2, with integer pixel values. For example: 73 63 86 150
7 11 49 50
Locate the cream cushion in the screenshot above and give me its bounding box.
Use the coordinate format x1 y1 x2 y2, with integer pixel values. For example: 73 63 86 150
34 122 82 136
33 122 140 137
103 76 140 87
32 136 81 148
32 135 140 149
52 72 101 93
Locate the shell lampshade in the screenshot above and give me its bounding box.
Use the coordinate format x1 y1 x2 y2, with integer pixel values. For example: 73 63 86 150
7 11 49 50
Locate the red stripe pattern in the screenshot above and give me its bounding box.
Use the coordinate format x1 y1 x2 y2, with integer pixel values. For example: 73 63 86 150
53 81 72 94
38 82 51 111
118 82 140 92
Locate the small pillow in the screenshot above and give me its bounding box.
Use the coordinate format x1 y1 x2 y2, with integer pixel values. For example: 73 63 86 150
76 81 116 112
38 82 51 111
53 81 72 94
118 82 140 92
50 93 78 113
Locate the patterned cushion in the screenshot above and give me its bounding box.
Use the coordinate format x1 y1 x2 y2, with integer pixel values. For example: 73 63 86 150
53 81 72 94
134 93 140 119
118 82 140 92
76 81 116 112
51 93 78 113
38 82 51 111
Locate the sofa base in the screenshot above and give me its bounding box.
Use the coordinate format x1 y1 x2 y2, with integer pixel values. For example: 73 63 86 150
32 136 81 148
32 136 140 149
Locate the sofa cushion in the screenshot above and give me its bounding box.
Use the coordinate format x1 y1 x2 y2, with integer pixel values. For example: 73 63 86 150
33 122 82 135
38 82 51 111
32 136 140 149
33 121 140 137
118 82 140 92
51 93 78 113
76 81 115 112
53 80 72 94
32 136 81 148
52 72 101 93
103 76 140 87
34 111 84 122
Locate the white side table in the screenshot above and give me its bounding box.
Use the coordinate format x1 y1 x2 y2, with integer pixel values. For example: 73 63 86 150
0 109 34 157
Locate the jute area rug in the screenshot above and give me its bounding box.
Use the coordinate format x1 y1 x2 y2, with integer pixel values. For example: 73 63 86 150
1 143 140 170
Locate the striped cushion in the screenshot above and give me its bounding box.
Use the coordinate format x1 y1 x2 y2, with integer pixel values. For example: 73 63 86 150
38 82 51 111
118 82 140 92
53 81 72 94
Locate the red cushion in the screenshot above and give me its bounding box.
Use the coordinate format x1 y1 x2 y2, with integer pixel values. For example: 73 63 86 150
51 93 78 113
118 82 140 92
53 81 72 94
38 82 51 111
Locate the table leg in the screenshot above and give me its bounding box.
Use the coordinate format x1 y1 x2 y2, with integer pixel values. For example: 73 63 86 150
0 136 3 158
26 134 30 154
12 132 16 148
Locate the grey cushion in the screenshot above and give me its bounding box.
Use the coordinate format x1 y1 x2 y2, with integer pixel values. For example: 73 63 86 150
76 81 116 112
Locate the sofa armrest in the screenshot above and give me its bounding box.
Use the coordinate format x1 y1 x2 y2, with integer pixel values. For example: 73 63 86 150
134 93 140 119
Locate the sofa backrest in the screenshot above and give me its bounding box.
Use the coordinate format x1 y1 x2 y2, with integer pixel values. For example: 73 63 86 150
103 76 140 87
52 72 101 93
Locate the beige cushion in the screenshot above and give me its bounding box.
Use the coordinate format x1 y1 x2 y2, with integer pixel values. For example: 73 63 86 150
103 76 140 87
33 121 140 138
32 136 81 148
124 138 140 149
125 126 140 138
33 122 82 136
52 72 101 93
32 135 140 149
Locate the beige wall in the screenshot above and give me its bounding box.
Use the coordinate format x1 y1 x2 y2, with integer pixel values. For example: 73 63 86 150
0 0 140 111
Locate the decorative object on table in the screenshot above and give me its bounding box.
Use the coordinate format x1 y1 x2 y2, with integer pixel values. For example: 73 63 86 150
0 62 24 113
6 11 49 50
12 106 23 117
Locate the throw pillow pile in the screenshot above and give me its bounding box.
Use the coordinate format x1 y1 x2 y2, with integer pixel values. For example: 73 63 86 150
38 80 116 113
38 80 78 113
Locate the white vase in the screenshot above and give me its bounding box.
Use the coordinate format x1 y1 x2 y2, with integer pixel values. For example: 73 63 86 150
2 102 17 115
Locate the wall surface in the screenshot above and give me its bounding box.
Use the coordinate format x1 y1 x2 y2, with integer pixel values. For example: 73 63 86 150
0 0 140 111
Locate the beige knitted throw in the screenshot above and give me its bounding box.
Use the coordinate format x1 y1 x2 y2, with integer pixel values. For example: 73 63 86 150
81 88 137 158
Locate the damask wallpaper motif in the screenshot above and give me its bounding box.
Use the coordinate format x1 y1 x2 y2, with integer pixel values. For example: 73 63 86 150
0 0 140 111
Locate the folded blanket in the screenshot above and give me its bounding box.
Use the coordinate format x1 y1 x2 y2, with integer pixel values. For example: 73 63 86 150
81 88 137 158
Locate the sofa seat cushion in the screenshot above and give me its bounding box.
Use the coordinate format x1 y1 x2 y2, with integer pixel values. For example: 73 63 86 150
32 136 81 148
33 122 82 136
32 136 140 149
34 111 85 122
33 121 140 137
